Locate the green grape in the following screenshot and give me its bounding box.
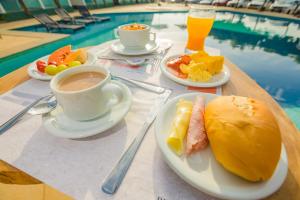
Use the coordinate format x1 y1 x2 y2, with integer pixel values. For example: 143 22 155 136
57 64 68 72
68 61 82 67
45 65 58 76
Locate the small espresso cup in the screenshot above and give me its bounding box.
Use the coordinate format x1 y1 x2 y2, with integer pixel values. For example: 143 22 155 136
115 23 156 49
50 65 123 121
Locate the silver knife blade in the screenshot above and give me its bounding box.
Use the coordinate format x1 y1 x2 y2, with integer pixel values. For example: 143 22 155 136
101 89 172 194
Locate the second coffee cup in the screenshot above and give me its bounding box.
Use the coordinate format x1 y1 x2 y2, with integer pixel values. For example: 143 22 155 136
115 23 156 49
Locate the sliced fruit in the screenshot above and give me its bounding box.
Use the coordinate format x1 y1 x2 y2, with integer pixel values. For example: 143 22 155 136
68 61 82 67
45 65 59 76
180 55 192 65
48 61 57 66
188 68 212 82
36 60 47 73
57 64 68 72
48 45 72 65
205 56 224 75
167 58 181 69
63 49 87 65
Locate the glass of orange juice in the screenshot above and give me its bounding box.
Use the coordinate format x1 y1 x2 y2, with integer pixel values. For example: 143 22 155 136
186 8 215 52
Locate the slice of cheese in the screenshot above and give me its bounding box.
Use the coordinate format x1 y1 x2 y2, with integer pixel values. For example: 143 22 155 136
167 99 193 155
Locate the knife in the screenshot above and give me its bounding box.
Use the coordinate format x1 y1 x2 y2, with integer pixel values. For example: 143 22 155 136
101 89 172 194
111 75 166 94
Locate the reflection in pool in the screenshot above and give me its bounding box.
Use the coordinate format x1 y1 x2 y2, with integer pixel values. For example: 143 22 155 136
7 11 300 129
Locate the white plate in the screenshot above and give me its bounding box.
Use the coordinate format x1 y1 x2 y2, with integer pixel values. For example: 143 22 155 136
27 52 96 81
160 55 230 88
42 81 131 139
111 39 159 56
155 92 288 200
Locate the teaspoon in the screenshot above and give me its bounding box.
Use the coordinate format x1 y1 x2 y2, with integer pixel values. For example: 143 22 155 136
28 98 57 115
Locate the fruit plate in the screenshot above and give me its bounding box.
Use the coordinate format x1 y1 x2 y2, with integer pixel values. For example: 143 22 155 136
27 52 96 81
160 55 230 88
155 92 288 200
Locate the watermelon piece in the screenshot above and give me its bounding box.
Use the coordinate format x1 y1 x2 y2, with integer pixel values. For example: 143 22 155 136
63 49 87 65
48 45 72 65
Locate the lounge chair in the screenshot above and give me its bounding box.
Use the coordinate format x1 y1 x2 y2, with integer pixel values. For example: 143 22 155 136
293 4 300 16
55 8 94 25
226 0 250 8
247 0 268 9
269 0 298 13
34 14 85 32
75 6 110 22
198 0 214 5
212 0 230 6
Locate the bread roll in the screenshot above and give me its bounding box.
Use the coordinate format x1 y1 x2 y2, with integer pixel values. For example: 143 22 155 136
205 96 282 182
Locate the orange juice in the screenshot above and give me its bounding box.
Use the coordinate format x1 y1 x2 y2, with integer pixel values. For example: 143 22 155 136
186 16 214 51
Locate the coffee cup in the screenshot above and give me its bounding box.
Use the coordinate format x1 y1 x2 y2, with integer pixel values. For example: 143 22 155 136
115 23 156 49
50 65 123 121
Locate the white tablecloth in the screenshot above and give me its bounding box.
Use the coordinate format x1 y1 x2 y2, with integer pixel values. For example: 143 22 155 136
0 39 220 200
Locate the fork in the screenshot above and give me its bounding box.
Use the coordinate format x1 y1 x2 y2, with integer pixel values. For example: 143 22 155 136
153 45 172 72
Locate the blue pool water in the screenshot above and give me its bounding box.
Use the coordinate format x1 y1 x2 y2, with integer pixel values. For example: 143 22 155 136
1 11 300 128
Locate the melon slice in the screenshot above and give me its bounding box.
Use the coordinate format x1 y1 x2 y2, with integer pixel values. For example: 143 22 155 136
48 45 72 65
63 49 87 65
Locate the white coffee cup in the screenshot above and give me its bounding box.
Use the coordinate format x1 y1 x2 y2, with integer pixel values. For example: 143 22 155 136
50 65 123 121
115 23 156 49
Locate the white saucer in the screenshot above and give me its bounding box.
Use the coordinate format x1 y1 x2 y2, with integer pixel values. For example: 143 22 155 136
42 81 132 139
27 52 96 81
111 40 159 56
161 54 230 88
155 92 288 200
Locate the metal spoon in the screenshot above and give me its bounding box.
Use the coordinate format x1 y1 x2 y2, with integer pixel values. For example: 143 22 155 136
98 56 147 66
0 94 54 135
28 97 57 115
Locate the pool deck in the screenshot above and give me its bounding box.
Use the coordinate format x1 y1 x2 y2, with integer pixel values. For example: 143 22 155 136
0 3 299 59
0 31 68 58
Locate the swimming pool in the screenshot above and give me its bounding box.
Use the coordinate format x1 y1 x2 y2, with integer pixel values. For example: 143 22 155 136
1 11 300 129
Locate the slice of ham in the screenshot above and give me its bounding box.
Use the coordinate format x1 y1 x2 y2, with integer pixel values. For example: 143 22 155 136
186 96 208 155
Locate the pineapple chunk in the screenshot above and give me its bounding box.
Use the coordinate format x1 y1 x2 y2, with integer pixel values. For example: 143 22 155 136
205 56 224 75
188 68 212 82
